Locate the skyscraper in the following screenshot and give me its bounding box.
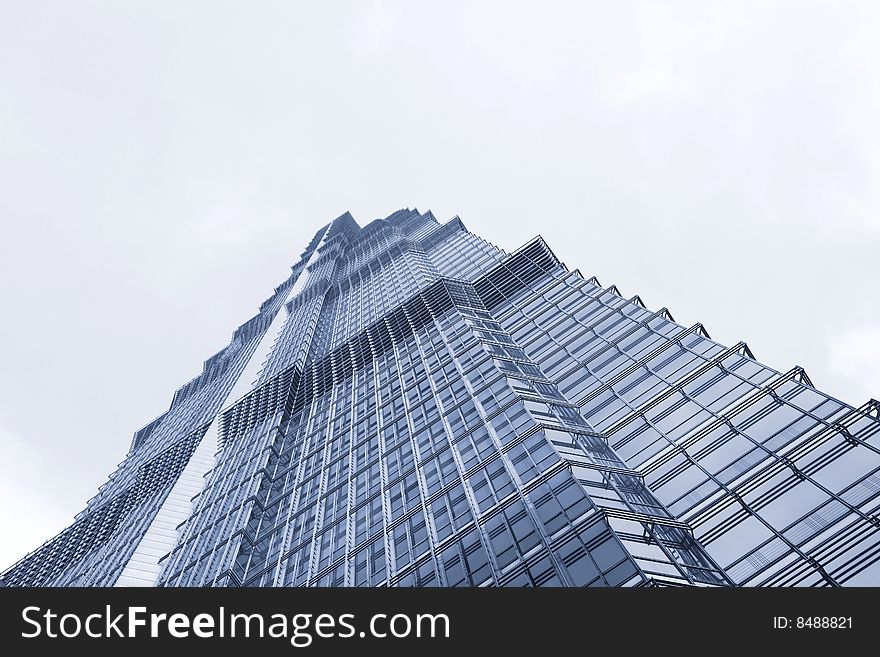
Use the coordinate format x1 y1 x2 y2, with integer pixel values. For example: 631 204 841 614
4 209 879 587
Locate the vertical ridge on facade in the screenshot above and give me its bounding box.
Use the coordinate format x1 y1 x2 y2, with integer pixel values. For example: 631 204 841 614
3 208 879 588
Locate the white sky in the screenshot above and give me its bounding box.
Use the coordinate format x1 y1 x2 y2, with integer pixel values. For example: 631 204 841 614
1 1 878 570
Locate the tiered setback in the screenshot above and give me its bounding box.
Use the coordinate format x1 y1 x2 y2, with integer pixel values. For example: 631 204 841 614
3 209 879 587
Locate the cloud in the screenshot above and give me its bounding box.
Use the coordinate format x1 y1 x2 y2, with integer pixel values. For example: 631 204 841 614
0 0 878 574
0 426 75 569
826 327 880 405
351 0 402 55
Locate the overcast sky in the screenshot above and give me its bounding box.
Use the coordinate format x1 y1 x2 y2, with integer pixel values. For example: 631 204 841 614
1 1 878 570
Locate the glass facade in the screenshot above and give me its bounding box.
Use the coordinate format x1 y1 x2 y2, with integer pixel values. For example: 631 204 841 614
3 209 879 587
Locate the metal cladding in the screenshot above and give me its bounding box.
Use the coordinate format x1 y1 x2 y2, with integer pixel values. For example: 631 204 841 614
4 209 880 587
